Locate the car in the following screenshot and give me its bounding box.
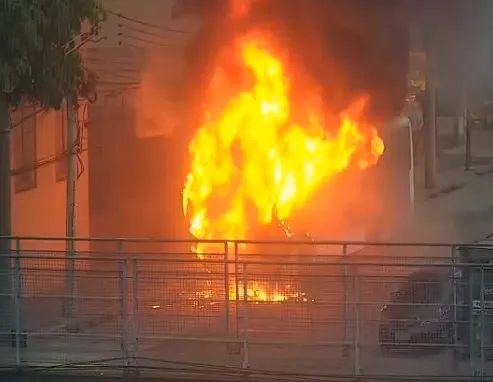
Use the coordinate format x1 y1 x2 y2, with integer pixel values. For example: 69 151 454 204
379 269 454 354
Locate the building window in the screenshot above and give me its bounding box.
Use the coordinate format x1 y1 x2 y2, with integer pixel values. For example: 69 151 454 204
12 103 37 193
55 104 68 181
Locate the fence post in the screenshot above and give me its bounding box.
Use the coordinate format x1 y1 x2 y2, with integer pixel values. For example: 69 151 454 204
234 242 240 340
224 241 230 337
118 241 129 369
242 262 249 369
479 265 485 376
468 266 475 370
65 236 77 319
14 239 21 367
451 246 459 366
354 263 361 376
342 244 349 357
132 258 139 366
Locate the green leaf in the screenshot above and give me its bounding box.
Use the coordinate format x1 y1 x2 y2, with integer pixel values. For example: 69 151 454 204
0 0 104 109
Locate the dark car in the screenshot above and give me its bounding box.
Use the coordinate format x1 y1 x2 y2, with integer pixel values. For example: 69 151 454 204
379 269 454 353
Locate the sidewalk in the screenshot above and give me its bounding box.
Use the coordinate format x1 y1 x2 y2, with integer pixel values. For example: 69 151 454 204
389 160 493 253
415 125 493 201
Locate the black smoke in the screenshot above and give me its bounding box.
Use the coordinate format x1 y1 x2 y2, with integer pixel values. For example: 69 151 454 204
179 0 410 132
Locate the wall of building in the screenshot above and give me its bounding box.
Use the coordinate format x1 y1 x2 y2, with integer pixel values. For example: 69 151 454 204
87 100 184 254
86 0 198 136
83 0 197 252
10 105 90 255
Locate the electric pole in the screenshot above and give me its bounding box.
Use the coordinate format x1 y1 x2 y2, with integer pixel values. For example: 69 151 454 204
64 95 77 319
0 93 12 342
424 32 438 189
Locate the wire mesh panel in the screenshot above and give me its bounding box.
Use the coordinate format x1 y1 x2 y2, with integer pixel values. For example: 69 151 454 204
16 254 123 367
134 250 242 368
0 256 14 367
3 238 493 378
239 260 355 374
355 262 458 376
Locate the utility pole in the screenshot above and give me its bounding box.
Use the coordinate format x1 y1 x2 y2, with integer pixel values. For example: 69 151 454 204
465 107 472 170
424 34 438 189
64 95 77 319
454 83 467 146
0 93 12 342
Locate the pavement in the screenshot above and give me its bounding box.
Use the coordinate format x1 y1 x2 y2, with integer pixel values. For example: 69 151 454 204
2 126 493 378
416 124 493 202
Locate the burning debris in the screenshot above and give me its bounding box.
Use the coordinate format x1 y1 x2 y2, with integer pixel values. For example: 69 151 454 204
194 282 313 305
175 0 409 302
182 32 384 252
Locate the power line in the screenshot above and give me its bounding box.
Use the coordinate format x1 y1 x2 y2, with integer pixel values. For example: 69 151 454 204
117 23 171 40
97 80 140 87
86 63 141 75
105 9 189 35
121 43 146 52
117 32 172 48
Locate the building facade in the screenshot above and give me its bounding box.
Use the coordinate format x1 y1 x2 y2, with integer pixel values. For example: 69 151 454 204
10 102 89 253
9 0 195 254
84 0 196 250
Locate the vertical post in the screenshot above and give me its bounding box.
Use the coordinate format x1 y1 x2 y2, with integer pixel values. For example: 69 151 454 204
451 246 459 363
234 242 240 339
65 96 77 318
408 121 415 216
465 109 472 171
342 244 349 357
454 84 467 146
118 241 129 366
0 93 12 339
132 258 139 364
424 37 437 189
469 267 475 367
224 241 230 337
14 239 21 367
354 264 361 376
242 262 249 369
480 265 485 375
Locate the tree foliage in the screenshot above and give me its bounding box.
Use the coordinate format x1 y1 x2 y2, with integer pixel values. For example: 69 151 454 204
0 0 104 109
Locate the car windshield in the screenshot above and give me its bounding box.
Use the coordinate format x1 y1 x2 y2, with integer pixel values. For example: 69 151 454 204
386 270 444 319
471 268 493 301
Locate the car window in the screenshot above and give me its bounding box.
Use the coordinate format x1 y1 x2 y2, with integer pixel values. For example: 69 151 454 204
472 268 493 300
387 271 444 318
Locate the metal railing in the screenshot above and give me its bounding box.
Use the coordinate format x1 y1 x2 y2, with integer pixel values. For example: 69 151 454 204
0 236 492 378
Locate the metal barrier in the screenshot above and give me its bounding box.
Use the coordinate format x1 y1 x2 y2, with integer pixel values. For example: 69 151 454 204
0 237 492 378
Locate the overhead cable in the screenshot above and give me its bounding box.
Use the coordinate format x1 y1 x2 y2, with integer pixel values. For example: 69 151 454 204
117 23 171 40
105 9 189 35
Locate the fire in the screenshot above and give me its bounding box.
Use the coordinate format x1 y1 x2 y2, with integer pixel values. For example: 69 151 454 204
230 281 305 303
183 32 384 247
196 282 307 304
182 30 384 300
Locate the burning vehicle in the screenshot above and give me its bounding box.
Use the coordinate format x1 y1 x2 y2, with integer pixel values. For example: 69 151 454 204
172 0 410 302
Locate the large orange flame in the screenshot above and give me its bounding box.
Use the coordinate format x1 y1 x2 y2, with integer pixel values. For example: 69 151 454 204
183 32 384 259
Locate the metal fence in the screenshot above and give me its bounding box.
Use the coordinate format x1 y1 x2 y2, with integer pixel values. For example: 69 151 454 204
0 237 493 378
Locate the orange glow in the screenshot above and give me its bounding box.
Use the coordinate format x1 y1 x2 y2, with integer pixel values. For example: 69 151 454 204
196 282 307 303
230 0 252 18
182 30 384 299
183 33 384 247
